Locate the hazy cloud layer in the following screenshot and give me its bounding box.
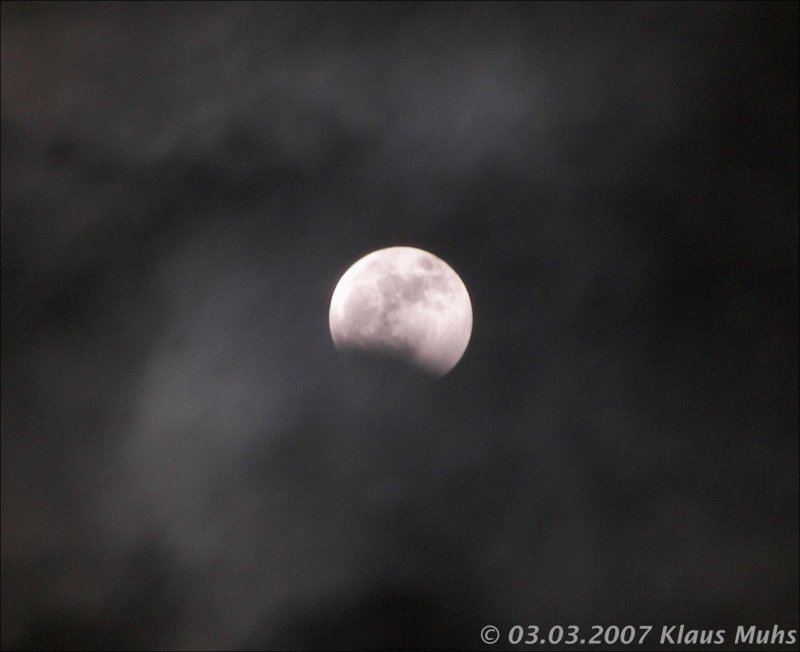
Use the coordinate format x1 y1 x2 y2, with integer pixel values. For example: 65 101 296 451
2 3 797 650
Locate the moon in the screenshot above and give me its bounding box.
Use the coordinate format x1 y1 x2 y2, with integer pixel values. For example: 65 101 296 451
329 246 473 376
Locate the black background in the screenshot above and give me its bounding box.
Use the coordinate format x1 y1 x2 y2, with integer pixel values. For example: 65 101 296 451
2 2 798 650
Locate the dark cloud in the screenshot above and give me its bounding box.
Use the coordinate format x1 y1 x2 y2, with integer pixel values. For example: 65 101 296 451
2 2 797 650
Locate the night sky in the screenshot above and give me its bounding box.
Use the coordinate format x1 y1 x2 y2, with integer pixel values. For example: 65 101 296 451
1 2 798 650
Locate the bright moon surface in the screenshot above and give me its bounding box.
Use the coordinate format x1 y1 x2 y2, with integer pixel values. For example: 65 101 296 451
329 246 473 376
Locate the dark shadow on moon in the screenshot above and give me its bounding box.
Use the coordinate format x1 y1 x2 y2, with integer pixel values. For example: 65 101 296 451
334 348 436 379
